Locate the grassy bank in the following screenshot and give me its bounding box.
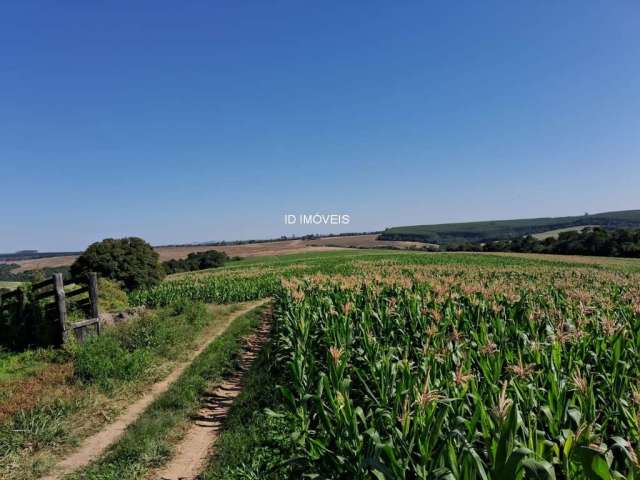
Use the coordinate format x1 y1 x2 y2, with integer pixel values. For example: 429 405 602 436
0 302 247 479
67 303 269 480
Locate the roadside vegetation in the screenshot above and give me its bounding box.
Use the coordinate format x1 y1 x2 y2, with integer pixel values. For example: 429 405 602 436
67 304 268 480
0 301 246 479
72 302 209 389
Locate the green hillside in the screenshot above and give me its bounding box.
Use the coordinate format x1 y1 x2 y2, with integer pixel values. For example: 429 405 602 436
379 209 640 245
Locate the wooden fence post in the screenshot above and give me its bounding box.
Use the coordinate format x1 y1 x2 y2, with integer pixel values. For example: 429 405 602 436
16 288 30 345
16 288 26 318
53 273 67 346
87 272 101 335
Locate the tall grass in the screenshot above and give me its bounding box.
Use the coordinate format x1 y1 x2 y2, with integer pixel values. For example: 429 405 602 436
72 303 209 389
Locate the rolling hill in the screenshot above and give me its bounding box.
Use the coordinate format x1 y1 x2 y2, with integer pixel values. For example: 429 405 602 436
379 209 640 245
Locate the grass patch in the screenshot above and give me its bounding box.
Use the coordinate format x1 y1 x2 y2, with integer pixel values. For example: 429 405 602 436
0 348 65 384
68 303 268 480
0 398 84 479
0 400 78 456
97 278 129 312
71 302 208 390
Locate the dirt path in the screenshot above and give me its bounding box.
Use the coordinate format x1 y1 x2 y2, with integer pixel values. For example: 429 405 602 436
40 300 268 480
153 318 272 480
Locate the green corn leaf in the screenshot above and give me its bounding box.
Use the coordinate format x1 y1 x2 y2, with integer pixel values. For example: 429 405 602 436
501 447 533 479
521 458 556 479
495 404 519 471
573 446 613 480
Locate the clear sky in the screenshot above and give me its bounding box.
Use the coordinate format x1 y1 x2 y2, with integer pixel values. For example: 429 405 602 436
1 1 639 251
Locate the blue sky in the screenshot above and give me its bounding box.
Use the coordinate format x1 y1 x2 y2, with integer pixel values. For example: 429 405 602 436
1 1 639 251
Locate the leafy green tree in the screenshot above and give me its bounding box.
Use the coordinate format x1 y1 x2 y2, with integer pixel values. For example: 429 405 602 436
163 250 228 274
71 237 164 291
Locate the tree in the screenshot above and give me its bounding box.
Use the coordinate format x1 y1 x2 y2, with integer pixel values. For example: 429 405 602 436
70 237 164 291
162 250 228 274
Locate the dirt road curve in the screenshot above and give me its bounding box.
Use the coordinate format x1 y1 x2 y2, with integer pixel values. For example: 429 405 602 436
39 300 268 480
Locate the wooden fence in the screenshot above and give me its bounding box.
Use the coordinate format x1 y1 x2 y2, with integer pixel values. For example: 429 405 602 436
0 272 101 346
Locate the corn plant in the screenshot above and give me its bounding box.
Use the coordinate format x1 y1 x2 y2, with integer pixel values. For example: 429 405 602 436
272 269 640 478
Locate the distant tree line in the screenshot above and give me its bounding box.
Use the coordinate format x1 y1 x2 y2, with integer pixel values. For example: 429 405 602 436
379 210 640 245
160 231 382 248
445 228 640 257
0 251 80 262
163 250 234 275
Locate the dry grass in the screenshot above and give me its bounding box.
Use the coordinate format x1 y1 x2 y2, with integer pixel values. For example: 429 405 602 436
0 364 77 423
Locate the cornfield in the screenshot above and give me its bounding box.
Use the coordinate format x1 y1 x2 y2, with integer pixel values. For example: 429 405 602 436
128 252 595 308
272 266 640 478
128 252 640 477
129 273 278 307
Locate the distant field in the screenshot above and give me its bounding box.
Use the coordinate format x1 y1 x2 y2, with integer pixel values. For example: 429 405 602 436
381 209 640 244
0 281 22 290
487 251 640 270
2 235 424 273
0 255 77 273
306 233 433 249
531 225 600 240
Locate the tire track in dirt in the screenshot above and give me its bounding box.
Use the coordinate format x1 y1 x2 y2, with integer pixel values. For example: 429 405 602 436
39 299 268 480
153 317 272 480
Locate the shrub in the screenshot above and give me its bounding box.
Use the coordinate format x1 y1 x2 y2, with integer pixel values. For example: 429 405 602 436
98 278 129 312
74 335 151 388
70 237 164 291
73 302 208 389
